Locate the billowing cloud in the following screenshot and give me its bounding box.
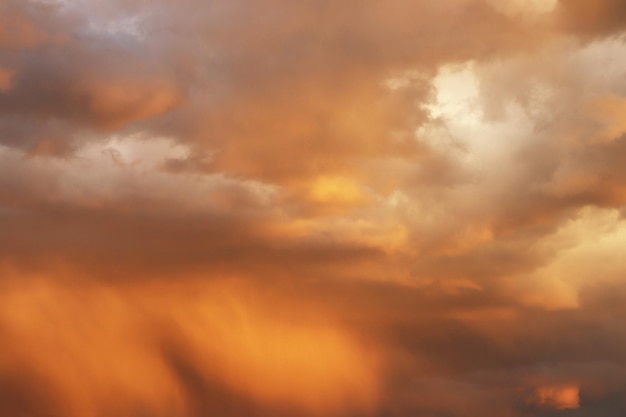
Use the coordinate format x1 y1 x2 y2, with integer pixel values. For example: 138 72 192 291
2 0 626 416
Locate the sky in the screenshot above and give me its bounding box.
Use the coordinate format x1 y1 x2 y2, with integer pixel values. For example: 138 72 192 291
1 0 626 416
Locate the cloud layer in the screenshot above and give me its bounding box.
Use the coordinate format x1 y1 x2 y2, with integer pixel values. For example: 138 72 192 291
2 0 626 416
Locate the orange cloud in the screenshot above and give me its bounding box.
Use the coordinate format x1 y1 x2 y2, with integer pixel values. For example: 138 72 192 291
0 276 379 417
529 385 580 410
0 68 14 92
2 0 626 416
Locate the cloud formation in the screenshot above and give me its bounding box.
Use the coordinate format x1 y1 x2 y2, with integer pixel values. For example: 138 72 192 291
2 0 626 416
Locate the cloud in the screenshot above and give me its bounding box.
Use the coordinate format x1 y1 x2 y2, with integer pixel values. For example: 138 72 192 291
528 385 580 410
555 0 626 38
0 276 379 417
2 0 626 416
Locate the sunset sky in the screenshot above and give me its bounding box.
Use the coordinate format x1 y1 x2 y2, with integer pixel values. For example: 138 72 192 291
1 0 626 416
